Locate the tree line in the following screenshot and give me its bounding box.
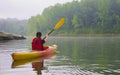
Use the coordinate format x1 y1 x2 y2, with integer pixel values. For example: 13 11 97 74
1 0 120 36
0 18 27 35
26 0 120 35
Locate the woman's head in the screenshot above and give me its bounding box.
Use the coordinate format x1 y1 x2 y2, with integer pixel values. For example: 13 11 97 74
36 32 42 38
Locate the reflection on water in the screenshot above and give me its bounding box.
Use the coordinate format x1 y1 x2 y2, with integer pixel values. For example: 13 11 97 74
46 37 120 75
11 54 54 75
0 37 120 75
32 60 44 75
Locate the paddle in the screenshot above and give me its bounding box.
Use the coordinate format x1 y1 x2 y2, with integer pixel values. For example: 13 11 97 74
43 18 65 39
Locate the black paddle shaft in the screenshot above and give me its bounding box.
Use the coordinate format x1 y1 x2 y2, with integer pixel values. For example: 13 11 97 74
43 29 54 40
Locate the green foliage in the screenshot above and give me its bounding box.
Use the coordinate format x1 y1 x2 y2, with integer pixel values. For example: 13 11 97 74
26 0 120 35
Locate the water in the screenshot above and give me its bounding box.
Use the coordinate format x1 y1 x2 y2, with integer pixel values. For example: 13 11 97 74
0 36 120 75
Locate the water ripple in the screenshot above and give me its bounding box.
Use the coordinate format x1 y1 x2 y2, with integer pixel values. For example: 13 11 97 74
46 66 103 75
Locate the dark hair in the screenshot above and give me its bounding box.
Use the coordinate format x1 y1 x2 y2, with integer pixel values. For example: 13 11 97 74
36 32 42 37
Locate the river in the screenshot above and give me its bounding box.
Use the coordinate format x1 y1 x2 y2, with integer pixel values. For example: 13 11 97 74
0 36 120 75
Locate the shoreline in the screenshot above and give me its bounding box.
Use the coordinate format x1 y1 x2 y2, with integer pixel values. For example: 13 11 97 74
56 34 120 37
0 31 26 40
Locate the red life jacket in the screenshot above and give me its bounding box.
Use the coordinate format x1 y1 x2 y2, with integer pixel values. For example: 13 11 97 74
32 37 43 51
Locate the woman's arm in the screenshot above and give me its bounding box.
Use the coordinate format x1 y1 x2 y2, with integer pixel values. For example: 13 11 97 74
44 34 48 42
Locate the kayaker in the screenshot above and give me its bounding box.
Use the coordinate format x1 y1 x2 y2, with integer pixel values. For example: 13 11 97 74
32 32 48 51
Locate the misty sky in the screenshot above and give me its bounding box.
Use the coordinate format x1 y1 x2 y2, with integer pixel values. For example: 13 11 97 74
0 0 73 20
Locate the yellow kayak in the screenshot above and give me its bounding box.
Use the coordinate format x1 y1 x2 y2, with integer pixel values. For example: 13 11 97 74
11 45 57 61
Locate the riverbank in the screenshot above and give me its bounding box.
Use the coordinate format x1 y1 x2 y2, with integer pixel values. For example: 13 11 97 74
57 34 120 37
0 31 26 40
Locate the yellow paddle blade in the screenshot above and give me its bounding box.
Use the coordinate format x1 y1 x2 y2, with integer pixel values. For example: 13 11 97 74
54 18 65 30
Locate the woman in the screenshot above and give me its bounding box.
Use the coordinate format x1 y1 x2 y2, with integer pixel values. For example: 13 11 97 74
32 32 48 51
